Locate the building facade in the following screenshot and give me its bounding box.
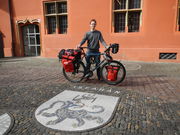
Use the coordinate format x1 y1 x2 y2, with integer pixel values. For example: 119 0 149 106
0 0 180 62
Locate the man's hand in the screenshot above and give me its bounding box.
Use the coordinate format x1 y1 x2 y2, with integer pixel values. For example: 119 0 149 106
105 45 109 49
76 44 81 49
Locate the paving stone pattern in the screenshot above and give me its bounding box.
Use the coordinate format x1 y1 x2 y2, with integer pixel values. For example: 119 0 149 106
0 57 180 135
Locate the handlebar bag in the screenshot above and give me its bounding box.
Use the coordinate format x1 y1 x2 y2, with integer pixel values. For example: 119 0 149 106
111 43 119 54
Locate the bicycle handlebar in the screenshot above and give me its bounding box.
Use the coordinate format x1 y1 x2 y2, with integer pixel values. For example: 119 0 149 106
78 44 112 53
78 47 88 49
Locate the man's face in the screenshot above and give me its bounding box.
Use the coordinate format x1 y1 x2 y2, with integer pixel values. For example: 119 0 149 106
90 21 96 30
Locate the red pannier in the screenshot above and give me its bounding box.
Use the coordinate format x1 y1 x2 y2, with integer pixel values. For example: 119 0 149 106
58 49 82 72
61 55 75 72
106 65 120 81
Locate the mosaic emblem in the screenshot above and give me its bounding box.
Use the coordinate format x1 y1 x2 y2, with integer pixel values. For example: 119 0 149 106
0 113 13 135
35 90 119 131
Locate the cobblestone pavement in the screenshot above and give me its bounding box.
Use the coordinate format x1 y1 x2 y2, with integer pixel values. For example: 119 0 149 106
0 57 179 135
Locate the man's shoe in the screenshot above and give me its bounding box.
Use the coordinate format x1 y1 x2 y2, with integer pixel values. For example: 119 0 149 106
98 77 102 81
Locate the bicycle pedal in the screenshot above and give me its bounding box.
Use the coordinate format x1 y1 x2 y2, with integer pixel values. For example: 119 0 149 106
84 73 90 78
84 72 93 78
89 72 93 77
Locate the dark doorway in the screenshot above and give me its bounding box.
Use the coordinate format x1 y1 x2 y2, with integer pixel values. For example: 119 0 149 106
0 32 4 58
22 24 40 56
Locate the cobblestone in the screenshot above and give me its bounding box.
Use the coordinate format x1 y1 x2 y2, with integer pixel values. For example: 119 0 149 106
0 57 180 135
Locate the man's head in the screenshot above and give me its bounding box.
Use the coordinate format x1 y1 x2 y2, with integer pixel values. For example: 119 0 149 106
90 19 96 31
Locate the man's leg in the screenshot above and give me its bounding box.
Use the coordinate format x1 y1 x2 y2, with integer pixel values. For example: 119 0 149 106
95 55 101 80
85 54 91 75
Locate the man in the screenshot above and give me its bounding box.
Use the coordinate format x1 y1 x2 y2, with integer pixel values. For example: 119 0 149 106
77 19 108 80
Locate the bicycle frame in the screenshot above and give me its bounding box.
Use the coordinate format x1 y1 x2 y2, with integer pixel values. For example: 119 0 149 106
79 47 113 73
89 58 106 72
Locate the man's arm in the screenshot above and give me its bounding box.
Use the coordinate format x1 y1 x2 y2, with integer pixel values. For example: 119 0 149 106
77 33 87 48
99 32 109 48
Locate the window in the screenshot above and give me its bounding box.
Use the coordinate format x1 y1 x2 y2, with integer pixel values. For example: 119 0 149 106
178 0 180 31
113 0 142 33
44 1 68 34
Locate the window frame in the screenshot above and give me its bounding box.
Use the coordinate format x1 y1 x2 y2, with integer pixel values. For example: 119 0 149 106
112 0 143 33
43 0 68 34
177 0 180 31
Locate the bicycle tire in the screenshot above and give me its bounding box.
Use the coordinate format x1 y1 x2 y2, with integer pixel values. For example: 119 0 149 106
63 61 85 83
100 60 126 85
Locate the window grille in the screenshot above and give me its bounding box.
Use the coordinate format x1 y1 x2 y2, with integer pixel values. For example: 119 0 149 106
113 0 142 33
58 2 67 13
47 16 56 34
46 3 56 14
114 0 126 10
44 1 68 34
114 12 126 32
159 53 177 60
128 0 141 9
59 15 67 34
128 11 140 32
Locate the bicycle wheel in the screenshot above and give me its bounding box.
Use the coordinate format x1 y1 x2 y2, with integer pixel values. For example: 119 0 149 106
100 60 126 85
63 61 85 83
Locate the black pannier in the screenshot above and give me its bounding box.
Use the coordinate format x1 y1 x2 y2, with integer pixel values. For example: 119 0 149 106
65 49 82 60
58 49 81 60
58 49 65 59
111 43 119 54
